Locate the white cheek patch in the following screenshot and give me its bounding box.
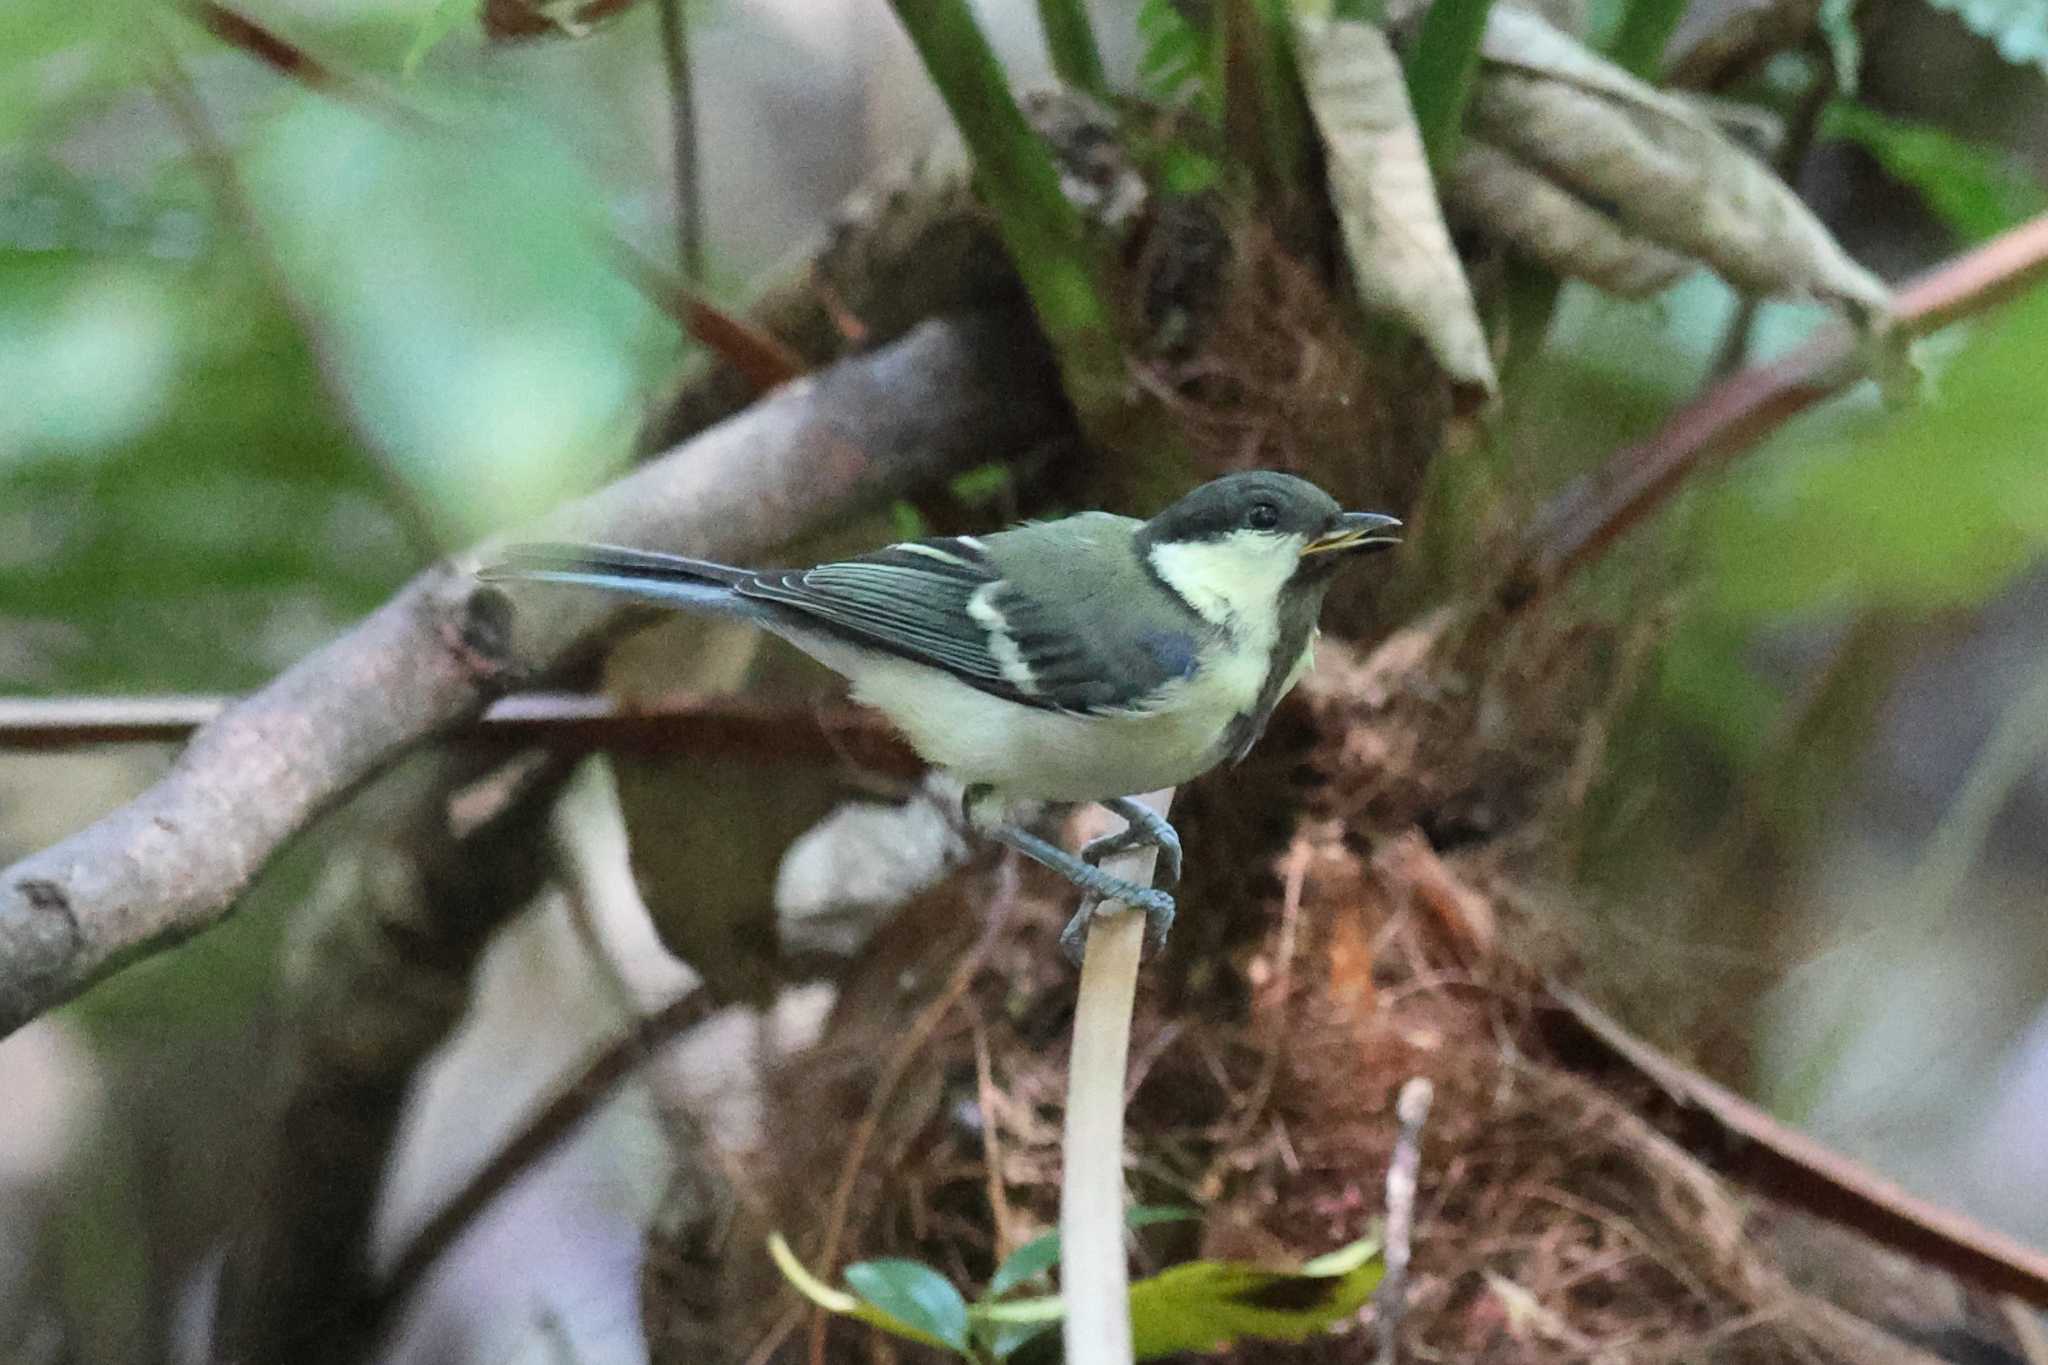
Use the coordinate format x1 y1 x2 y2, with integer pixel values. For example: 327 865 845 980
1145 530 1307 640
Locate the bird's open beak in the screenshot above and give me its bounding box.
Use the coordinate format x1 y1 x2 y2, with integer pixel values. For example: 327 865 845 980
1301 511 1402 557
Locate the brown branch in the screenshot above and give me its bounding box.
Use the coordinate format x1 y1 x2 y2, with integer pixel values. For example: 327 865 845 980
0 310 1068 1040
601 237 807 391
0 692 924 776
1544 986 2048 1307
1505 212 2048 608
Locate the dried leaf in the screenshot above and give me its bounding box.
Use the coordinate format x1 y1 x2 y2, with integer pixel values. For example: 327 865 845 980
1469 6 1891 318
1297 15 1499 396
1444 139 1696 295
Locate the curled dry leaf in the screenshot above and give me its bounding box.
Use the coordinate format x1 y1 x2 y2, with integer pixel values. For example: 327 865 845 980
1444 140 1695 297
1297 15 1499 397
1467 7 1891 321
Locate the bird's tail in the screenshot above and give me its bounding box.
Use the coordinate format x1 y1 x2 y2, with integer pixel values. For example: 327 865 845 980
478 542 759 617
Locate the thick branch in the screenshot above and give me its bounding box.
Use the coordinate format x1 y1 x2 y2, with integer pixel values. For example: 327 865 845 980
0 312 1068 1038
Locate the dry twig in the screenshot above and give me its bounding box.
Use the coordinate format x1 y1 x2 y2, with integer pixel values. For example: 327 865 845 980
1376 1077 1434 1365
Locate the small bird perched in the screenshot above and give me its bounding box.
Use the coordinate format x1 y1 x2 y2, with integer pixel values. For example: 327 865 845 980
482 471 1398 960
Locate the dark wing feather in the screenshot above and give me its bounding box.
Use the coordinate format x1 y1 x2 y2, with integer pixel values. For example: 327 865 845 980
731 536 1194 714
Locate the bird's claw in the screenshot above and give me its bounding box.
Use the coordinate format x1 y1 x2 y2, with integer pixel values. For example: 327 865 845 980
1079 817 1183 890
1058 885 1176 966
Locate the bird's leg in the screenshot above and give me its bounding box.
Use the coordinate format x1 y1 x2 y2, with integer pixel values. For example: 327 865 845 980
963 787 1176 963
1078 796 1182 889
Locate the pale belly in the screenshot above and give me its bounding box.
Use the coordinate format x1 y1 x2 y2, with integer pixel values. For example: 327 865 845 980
837 649 1276 802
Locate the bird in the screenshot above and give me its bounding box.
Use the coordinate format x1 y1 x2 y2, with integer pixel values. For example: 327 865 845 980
479 470 1399 961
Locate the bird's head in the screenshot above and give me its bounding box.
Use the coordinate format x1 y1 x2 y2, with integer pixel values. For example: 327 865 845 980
1137 472 1401 610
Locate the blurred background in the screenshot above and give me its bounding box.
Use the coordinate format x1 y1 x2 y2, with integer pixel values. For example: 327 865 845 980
5 0 2048 1360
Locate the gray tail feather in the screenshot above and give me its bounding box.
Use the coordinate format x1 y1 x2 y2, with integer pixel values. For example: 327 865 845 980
478 542 760 617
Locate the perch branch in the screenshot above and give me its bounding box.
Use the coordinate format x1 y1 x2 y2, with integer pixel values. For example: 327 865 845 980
1507 212 2048 607
0 311 1068 1039
1061 789 1173 1365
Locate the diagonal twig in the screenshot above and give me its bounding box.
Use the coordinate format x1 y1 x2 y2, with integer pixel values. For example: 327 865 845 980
1507 212 2048 607
1545 985 2048 1307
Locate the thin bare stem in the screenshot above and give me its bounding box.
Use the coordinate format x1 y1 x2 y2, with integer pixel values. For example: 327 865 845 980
1548 986 2048 1306
369 984 725 1333
1061 789 1173 1365
654 0 704 279
1375 1077 1434 1365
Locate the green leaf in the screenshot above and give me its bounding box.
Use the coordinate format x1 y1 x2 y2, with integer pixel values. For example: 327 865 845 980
1603 0 1688 76
1920 0 2048 75
1035 0 1109 101
884 0 1134 460
1403 0 1500 166
1137 0 1216 111
402 0 481 76
1822 101 2047 245
988 1233 1062 1298
1127 1234 1384 1358
986 1204 1199 1297
767 1236 968 1354
845 1259 973 1352
1159 144 1222 194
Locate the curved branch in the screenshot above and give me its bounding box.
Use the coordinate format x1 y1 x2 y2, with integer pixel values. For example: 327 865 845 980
0 311 1069 1038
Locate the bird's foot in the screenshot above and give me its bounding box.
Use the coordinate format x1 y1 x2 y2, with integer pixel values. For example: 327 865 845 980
1058 885 1176 965
980 812 1179 965
1079 797 1182 889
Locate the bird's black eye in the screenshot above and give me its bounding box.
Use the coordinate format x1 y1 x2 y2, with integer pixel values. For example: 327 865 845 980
1246 501 1280 531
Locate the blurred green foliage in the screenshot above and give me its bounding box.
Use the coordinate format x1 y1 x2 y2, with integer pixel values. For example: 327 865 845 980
1823 101 2048 244
0 1 673 694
